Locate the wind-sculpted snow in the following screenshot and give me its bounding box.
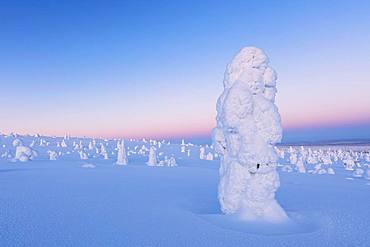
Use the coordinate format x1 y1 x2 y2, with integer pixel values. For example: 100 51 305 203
213 47 287 222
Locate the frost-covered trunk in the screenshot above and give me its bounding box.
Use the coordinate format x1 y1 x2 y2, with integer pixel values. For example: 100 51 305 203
212 47 288 223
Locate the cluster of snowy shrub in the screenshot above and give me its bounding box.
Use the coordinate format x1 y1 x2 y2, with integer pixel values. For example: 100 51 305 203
276 145 370 179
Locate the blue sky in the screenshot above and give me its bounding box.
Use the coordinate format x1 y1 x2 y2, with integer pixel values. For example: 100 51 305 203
1 0 370 143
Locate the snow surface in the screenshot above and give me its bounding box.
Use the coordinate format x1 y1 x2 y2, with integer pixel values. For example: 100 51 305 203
0 134 370 246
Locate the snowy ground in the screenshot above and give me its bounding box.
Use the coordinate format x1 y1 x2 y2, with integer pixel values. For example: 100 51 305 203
0 134 369 246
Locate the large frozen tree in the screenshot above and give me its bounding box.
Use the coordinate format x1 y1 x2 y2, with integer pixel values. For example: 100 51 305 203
212 47 288 222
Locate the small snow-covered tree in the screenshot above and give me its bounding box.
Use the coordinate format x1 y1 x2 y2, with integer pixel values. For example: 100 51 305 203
100 144 108 159
206 152 214 161
88 141 94 150
167 156 177 167
48 150 58 160
39 139 46 147
289 152 298 165
61 139 68 148
344 157 355 170
321 153 332 165
147 146 157 166
296 156 306 173
14 145 38 162
199 146 206 160
103 152 109 160
116 140 128 165
79 151 88 160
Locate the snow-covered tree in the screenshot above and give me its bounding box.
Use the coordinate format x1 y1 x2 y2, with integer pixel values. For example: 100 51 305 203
147 146 157 166
199 146 206 160
79 151 88 160
168 156 177 167
100 143 109 159
289 152 298 165
206 152 214 161
344 156 355 170
116 140 128 165
48 150 58 160
321 153 332 165
39 139 46 147
14 145 38 162
61 139 68 148
88 141 94 150
212 47 288 222
296 156 306 173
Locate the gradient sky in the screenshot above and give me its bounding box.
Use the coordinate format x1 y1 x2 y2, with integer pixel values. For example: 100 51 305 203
1 0 370 142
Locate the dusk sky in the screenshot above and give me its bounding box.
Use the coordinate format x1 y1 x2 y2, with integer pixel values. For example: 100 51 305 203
1 0 370 142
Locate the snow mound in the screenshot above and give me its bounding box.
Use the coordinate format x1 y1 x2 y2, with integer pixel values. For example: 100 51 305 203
81 163 96 169
365 169 370 180
199 212 318 236
353 168 364 178
281 165 293 172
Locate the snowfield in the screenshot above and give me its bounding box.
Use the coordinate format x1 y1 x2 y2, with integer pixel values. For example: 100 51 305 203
0 134 369 247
